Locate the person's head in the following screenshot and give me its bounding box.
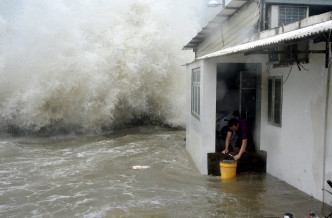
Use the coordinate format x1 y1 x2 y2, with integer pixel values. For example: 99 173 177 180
228 118 239 132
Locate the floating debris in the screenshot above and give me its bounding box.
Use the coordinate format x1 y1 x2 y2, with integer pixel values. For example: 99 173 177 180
132 165 150 170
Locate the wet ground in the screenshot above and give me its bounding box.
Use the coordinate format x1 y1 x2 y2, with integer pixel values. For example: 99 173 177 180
0 126 331 217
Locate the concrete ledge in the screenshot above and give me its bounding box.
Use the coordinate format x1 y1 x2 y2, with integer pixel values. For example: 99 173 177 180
259 11 332 40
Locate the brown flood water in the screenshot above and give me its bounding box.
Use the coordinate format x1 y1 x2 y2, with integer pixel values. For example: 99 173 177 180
0 126 331 217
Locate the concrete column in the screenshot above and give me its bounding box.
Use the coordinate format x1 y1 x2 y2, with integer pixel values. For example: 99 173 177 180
323 58 332 205
200 59 217 174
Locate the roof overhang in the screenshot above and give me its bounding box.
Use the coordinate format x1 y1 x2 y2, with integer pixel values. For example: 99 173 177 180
183 0 250 50
198 15 332 60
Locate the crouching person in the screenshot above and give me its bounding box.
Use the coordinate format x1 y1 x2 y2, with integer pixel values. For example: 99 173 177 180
222 118 253 161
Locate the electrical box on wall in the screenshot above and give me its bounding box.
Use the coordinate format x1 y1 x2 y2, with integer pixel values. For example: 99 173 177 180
268 41 309 66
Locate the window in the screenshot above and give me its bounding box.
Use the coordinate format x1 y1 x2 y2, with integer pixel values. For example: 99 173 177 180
268 76 282 126
278 6 307 26
191 68 200 118
266 5 308 29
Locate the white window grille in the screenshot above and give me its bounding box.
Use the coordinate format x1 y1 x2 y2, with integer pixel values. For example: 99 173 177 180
191 68 200 118
278 6 307 26
268 5 308 29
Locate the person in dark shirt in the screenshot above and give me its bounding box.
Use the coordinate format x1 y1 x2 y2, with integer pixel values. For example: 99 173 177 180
222 118 251 160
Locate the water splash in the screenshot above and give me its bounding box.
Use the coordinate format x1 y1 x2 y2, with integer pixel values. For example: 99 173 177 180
0 0 207 134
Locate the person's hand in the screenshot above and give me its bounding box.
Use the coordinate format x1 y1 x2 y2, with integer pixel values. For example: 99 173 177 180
233 154 241 161
222 149 228 154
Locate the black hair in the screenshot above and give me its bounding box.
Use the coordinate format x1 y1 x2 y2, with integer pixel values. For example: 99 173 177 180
228 118 239 128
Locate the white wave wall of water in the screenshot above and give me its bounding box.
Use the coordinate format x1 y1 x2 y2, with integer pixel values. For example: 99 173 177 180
0 0 212 133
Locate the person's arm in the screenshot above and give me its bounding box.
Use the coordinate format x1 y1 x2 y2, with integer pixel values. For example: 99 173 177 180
233 139 247 160
222 131 232 154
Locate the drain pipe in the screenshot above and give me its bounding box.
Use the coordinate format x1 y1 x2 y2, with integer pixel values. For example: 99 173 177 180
322 54 332 203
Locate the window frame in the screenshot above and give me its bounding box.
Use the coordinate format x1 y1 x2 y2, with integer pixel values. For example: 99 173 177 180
278 5 308 27
268 76 283 127
191 67 200 119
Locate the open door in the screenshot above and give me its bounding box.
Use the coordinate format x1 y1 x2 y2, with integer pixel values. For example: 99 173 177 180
240 71 257 125
215 63 261 152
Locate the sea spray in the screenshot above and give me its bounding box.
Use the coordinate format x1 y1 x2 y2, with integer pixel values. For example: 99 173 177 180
0 0 210 134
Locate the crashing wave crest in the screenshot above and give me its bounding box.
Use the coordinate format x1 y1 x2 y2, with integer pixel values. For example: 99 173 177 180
0 0 207 134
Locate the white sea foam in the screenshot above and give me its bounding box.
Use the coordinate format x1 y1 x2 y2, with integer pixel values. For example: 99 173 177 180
0 0 211 134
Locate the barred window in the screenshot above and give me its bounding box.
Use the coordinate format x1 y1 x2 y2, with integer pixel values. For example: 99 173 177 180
279 6 307 26
191 68 200 118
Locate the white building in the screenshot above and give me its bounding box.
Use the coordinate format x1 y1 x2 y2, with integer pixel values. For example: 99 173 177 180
183 0 332 205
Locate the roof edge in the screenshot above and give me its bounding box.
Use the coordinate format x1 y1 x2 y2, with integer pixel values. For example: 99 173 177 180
197 14 332 60
182 0 251 50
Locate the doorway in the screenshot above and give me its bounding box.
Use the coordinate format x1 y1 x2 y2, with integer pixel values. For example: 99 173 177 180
215 63 261 152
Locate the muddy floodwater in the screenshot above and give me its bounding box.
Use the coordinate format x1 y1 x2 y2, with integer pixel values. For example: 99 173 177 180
0 126 331 217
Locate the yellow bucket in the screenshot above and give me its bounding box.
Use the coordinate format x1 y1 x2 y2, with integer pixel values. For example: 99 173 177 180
220 160 237 179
